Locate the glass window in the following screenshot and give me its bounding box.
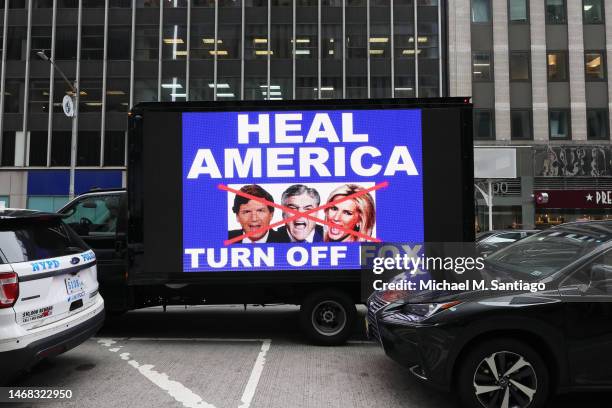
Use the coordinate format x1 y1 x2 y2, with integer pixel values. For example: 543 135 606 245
134 79 158 103
549 110 570 139
137 0 160 6
104 132 125 166
585 51 606 81
28 80 50 114
79 79 103 112
26 196 70 213
77 131 101 166
161 77 186 102
82 26 105 60
162 25 188 61
4 81 24 113
583 0 604 24
108 26 131 60
1 132 16 167
474 110 494 140
34 0 54 6
51 132 71 166
7 27 28 61
135 26 159 61
190 23 215 60
55 26 78 60
0 218 85 263
0 196 9 208
547 51 568 81
471 0 491 23
58 0 78 7
28 131 48 166
510 52 530 81
472 52 492 81
509 0 528 22
546 0 566 24
587 109 609 140
62 195 121 236
106 78 129 112
110 0 132 7
511 110 532 140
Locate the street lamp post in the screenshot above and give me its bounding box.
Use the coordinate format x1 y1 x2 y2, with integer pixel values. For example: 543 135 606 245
36 51 79 199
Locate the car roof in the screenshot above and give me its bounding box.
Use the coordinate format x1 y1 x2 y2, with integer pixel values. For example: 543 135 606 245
551 220 612 236
86 188 126 194
0 208 63 220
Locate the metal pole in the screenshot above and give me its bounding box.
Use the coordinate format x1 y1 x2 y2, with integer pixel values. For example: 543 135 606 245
488 180 493 231
70 0 83 200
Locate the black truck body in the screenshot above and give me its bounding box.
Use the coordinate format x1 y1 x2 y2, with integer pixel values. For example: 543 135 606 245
59 98 474 344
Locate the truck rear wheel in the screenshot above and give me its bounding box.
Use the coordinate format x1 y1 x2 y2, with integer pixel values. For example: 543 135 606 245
299 290 356 346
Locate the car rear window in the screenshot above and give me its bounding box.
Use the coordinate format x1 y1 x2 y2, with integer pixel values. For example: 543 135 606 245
0 218 89 264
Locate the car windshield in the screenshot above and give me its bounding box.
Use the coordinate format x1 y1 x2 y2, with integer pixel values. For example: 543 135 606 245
485 225 612 279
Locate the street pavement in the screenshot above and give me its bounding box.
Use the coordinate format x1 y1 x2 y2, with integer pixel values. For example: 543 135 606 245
6 305 612 408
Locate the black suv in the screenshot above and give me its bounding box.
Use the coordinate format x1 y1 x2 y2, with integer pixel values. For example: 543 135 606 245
368 221 612 408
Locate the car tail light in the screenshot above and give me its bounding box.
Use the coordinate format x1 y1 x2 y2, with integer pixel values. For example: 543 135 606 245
0 272 19 308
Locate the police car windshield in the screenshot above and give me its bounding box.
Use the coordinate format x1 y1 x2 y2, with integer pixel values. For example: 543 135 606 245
0 218 88 264
485 225 612 278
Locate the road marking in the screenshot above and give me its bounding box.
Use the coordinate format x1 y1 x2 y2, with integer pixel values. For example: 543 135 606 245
95 337 270 343
97 338 216 408
95 337 272 408
239 339 271 408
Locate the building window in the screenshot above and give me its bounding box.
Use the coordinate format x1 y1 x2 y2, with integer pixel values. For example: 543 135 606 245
104 132 125 167
585 51 606 81
510 52 530 81
511 110 532 140
546 0 566 24
547 51 568 81
471 0 491 23
0 196 9 208
472 52 493 81
509 0 528 23
583 0 604 24
27 196 70 212
1 132 16 167
587 109 609 140
29 132 48 166
549 110 571 139
77 132 101 166
51 132 71 167
474 110 495 140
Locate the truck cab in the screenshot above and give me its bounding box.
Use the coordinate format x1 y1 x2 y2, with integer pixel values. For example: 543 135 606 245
57 189 131 313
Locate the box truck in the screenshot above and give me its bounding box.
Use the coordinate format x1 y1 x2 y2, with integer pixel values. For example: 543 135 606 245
58 98 474 345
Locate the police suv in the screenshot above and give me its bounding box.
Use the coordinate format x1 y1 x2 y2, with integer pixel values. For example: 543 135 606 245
0 209 104 383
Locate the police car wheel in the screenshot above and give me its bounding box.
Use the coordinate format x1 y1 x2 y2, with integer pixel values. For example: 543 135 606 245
300 290 356 346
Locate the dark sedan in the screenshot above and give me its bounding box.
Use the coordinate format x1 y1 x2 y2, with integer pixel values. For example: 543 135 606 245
368 221 612 408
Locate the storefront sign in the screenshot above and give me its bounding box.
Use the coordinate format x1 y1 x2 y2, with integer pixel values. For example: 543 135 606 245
534 146 612 177
534 190 612 209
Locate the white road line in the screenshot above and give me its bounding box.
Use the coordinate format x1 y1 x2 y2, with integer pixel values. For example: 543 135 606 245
97 338 216 408
95 337 272 408
239 339 271 408
94 337 269 343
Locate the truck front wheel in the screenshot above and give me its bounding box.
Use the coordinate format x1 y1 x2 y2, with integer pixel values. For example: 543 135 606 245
299 290 356 346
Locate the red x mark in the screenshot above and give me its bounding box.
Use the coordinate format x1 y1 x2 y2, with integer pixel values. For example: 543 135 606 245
219 181 389 245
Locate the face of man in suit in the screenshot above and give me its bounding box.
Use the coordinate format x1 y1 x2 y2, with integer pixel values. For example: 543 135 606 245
236 200 273 241
283 193 318 241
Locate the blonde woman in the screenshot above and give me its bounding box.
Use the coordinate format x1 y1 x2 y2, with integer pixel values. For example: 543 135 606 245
324 184 375 242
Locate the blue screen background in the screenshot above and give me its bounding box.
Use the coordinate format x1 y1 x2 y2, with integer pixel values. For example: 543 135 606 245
182 109 424 272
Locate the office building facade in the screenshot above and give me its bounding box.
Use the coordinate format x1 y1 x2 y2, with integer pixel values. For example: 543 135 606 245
449 0 612 230
0 0 444 210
